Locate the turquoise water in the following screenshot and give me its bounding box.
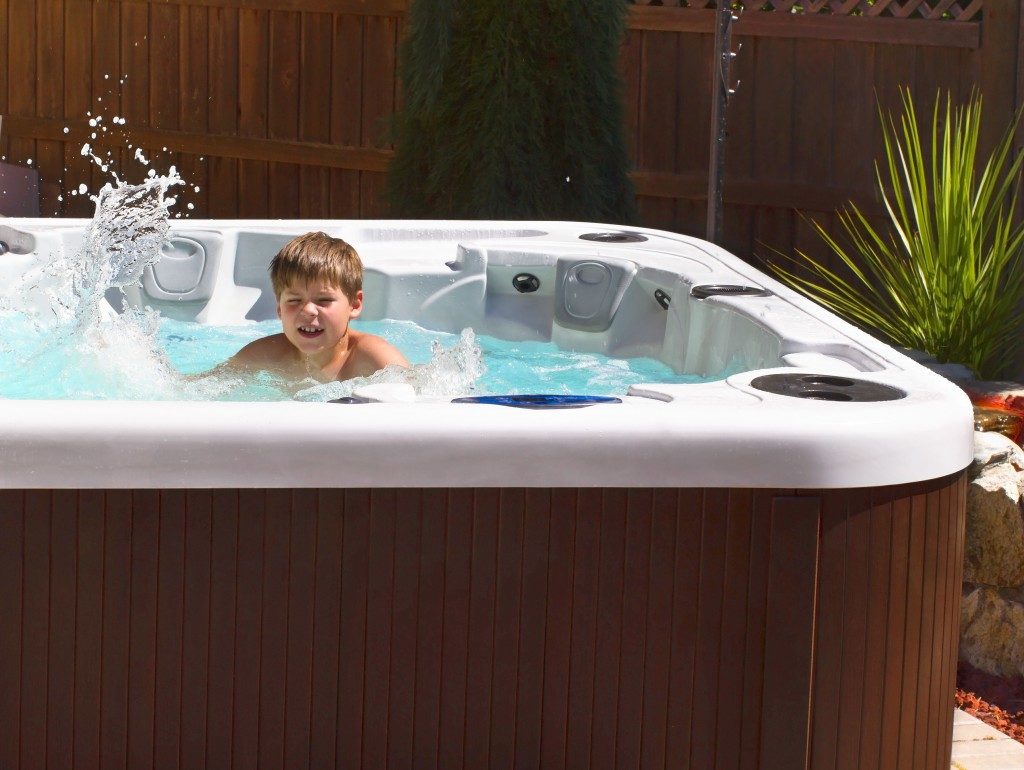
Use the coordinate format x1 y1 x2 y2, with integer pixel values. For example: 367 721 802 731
0 313 718 401
161 317 713 395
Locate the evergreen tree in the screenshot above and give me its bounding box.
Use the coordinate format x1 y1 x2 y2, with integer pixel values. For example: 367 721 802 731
386 0 636 223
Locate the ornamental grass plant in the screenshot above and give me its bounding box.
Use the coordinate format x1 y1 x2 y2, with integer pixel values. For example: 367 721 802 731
770 89 1024 379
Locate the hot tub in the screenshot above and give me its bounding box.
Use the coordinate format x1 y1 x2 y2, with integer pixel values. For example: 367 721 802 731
0 218 971 770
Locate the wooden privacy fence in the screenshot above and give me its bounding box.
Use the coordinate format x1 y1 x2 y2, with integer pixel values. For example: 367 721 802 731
0 0 1020 270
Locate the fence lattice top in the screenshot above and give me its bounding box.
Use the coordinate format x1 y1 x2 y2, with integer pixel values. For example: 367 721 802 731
630 0 983 22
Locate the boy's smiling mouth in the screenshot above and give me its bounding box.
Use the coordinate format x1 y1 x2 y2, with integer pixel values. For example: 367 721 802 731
297 325 325 338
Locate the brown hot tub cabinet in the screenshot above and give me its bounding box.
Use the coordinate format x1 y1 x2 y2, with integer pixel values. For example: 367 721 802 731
0 474 965 770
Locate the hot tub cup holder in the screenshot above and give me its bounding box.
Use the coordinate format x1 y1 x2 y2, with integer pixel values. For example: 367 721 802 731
452 394 622 409
578 231 648 244
690 284 772 299
750 373 906 402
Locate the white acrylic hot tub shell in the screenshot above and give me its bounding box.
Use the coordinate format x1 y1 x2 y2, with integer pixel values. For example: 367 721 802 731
0 218 974 489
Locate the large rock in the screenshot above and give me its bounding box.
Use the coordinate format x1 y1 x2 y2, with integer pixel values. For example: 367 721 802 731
961 584 1024 677
964 433 1024 586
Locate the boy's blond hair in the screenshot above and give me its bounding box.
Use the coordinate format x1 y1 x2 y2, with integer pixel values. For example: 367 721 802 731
269 232 362 299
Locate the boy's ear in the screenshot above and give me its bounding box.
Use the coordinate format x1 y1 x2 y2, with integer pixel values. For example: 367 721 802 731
350 289 363 317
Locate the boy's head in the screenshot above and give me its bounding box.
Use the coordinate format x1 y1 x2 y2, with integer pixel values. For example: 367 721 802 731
269 231 362 299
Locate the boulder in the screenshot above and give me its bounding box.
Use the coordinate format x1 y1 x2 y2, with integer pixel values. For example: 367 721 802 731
962 456 1024 581
964 445 1024 586
961 584 1024 678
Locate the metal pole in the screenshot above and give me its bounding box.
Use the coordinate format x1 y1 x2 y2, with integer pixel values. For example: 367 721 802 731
706 4 738 245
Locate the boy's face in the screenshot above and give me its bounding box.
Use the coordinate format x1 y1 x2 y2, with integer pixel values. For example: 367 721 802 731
276 280 362 358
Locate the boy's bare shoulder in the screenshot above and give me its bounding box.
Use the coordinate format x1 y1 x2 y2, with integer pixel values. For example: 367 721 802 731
351 330 410 371
228 333 296 369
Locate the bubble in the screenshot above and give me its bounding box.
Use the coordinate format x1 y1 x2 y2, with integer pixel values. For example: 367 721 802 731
63 127 70 134
187 203 194 210
78 184 88 194
26 159 32 165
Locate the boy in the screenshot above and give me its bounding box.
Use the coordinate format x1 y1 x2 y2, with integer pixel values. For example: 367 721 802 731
228 231 409 381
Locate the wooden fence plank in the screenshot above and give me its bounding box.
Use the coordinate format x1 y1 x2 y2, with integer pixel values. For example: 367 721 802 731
238 7 269 217
299 11 333 217
330 13 365 217
207 5 238 218
268 10 300 218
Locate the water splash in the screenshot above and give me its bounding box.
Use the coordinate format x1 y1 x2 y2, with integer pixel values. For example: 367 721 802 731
293 328 486 402
0 166 485 400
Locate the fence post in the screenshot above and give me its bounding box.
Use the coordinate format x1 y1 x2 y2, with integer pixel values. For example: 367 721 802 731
977 0 1020 157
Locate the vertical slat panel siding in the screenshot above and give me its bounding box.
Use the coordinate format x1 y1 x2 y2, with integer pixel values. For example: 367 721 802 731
267 10 300 219
309 489 344 770
232 489 265 770
591 490 627 770
565 489 601 770
664 489 703 768
180 490 213 770
859 490 895 768
63 0 92 217
153 490 185 770
615 489 652 770
540 489 576 770
463 489 498 770
751 36 795 274
791 38 836 273
411 489 447 770
0 0 8 132
759 494 822 769
207 6 238 219
0 491 23 770
637 490 675 770
833 490 872 770
362 488 397 770
677 30 714 242
36 0 64 216
714 490 754 770
898 490 928 768
514 490 551 770
437 489 474 770
126 491 159 770
918 483 944 770
879 488 912 770
283 490 316 770
336 489 369 770
206 490 239 770
258 490 291 770
87 1 120 203
120 0 149 194
8 0 37 206
237 9 269 218
809 490 847 767
100 491 132 770
689 489 728 769
298 11 333 218
489 489 526 770
738 490 775 770
0 476 965 770
636 30 677 232
179 5 210 216
387 489 422 770
329 13 363 218
358 14 397 218
48 491 78 770
21 491 51 770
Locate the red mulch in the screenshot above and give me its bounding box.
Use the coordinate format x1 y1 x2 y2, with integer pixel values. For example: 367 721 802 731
957 661 1024 744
